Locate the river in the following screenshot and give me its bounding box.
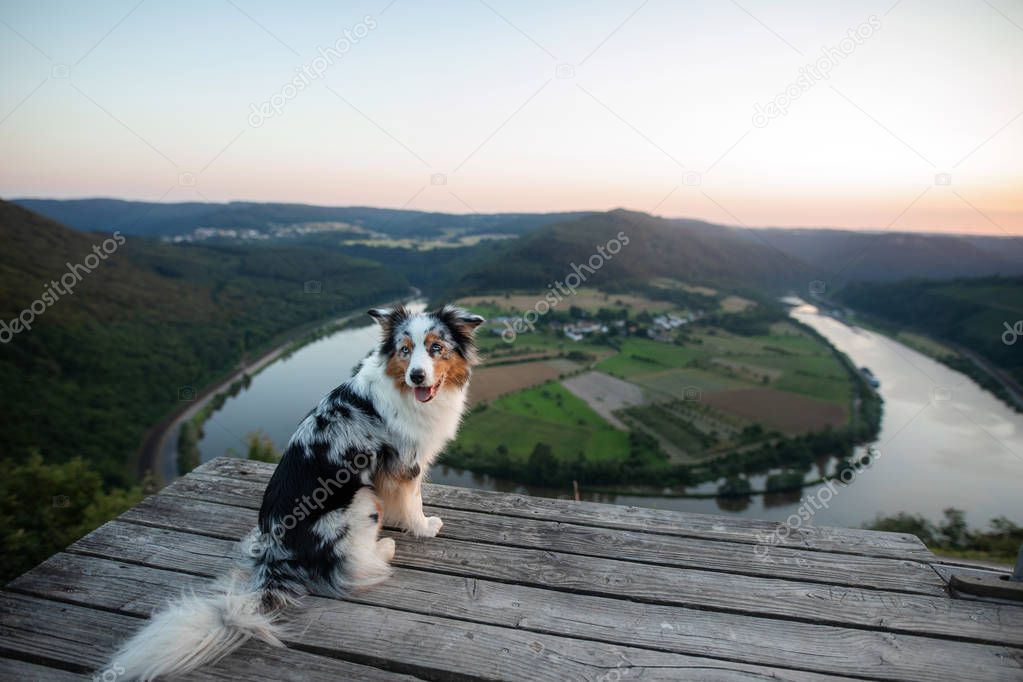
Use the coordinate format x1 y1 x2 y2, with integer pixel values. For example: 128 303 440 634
196 301 1023 529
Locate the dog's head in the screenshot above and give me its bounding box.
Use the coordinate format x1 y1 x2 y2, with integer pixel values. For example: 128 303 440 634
370 304 485 403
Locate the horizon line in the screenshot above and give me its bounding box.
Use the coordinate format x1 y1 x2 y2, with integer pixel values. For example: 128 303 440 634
7 194 1017 240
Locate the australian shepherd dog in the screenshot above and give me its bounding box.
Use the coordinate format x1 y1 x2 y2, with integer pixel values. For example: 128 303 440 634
109 304 484 680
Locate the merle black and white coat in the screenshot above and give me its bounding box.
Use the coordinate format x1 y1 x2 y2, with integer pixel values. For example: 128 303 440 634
109 304 484 681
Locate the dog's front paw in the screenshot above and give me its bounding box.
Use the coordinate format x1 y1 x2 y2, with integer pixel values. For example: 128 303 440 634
412 515 443 538
376 537 396 561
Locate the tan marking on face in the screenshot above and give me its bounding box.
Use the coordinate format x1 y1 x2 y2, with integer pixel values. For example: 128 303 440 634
423 331 469 389
433 348 471 389
386 336 413 391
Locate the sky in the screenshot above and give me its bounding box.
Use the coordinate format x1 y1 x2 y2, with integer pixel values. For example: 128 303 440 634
1 0 1021 235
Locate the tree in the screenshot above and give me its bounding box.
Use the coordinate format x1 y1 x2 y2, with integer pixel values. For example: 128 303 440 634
527 442 559 484
177 420 202 474
0 453 143 582
246 431 280 463
938 508 969 548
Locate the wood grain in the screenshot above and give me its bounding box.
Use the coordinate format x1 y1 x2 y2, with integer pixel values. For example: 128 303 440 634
7 458 1021 682
0 591 424 681
111 493 1023 647
164 471 949 596
197 457 935 560
0 588 858 682
24 546 1023 682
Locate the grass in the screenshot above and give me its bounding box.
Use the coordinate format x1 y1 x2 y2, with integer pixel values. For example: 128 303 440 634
632 368 746 399
596 325 851 406
455 381 630 463
451 292 864 483
624 404 710 455
596 339 702 377
457 288 679 315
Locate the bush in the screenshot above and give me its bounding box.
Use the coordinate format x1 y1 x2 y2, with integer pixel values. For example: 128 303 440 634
0 453 143 581
718 476 752 497
765 470 804 492
865 508 1023 563
246 431 280 463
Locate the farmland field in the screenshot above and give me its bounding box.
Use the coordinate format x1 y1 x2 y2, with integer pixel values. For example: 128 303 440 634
596 339 703 377
457 288 679 315
632 368 747 399
702 387 847 433
469 359 580 405
455 382 630 464
446 289 868 487
562 371 646 428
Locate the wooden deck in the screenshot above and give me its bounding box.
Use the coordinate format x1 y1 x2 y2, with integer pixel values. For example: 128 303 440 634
3 458 1022 681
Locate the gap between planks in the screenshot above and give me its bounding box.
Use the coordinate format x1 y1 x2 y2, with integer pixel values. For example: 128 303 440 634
195 457 935 562
10 551 1023 682
99 489 1023 648
162 470 949 598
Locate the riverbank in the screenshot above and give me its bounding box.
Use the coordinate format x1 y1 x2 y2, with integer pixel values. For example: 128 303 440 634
173 299 1023 528
835 308 1023 412
140 293 419 485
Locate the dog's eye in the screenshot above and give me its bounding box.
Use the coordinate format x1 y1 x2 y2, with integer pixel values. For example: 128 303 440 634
399 346 410 356
431 343 443 354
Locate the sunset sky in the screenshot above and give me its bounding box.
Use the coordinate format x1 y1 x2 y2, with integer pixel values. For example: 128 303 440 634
1 0 1020 234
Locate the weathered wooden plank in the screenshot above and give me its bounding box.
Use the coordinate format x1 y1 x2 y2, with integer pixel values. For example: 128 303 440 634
0 592 424 681
0 589 860 682
197 457 934 560
164 471 949 597
33 545 1023 682
111 493 1023 647
0 658 82 682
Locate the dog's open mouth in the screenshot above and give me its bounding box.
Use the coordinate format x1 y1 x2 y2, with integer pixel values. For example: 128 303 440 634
414 383 440 403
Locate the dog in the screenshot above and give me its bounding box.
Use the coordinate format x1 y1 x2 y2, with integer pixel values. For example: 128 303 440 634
108 304 484 680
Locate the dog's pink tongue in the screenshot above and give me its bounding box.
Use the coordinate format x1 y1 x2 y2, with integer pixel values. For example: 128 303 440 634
414 386 432 402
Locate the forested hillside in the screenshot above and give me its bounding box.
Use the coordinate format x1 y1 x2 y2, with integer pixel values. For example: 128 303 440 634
450 210 808 296
836 277 1023 391
0 200 408 486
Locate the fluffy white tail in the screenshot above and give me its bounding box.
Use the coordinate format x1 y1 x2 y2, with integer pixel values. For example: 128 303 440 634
107 573 284 681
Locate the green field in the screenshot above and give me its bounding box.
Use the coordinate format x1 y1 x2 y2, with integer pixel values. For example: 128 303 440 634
596 339 703 377
596 324 851 405
624 403 713 454
442 290 875 490
454 381 630 463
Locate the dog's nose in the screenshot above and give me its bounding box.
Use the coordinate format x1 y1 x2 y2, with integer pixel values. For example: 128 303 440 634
409 368 426 385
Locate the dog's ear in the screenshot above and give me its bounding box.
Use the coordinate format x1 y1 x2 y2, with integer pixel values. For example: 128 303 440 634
367 307 391 325
457 312 486 330
439 305 485 333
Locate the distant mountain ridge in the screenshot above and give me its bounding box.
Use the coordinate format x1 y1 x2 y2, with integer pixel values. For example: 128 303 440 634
12 198 1023 285
451 209 809 295
11 198 591 239
715 226 1023 284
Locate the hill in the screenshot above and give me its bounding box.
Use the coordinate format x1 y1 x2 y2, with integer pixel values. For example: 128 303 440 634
716 226 1023 283
450 210 808 296
834 276 1023 403
0 200 408 486
12 198 590 240
18 199 1022 286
